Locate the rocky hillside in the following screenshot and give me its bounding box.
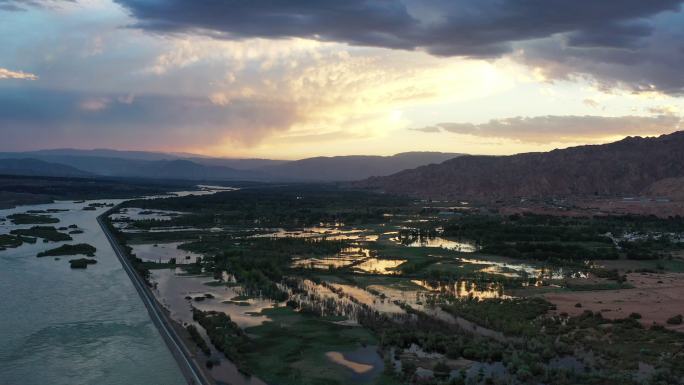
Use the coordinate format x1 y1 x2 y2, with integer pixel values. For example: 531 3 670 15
644 177 684 201
356 131 684 201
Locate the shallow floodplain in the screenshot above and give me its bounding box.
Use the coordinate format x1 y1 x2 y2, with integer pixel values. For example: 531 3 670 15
114 187 684 385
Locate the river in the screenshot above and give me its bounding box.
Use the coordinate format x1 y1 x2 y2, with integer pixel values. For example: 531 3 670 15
0 197 191 385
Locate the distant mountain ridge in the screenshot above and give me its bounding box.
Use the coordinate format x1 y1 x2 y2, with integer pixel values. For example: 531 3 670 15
0 150 462 182
356 131 684 201
0 158 92 178
26 148 179 161
260 152 462 181
23 148 288 170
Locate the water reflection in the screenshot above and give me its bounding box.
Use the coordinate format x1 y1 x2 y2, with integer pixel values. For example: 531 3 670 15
411 280 509 300
398 236 479 252
327 283 405 314
110 207 185 222
251 226 377 241
354 258 406 275
291 246 373 270
130 242 202 264
458 257 588 281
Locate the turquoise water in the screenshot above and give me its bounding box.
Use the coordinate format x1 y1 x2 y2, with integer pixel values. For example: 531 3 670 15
0 199 185 385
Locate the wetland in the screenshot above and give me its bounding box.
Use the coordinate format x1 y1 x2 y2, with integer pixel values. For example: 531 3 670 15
104 185 684 385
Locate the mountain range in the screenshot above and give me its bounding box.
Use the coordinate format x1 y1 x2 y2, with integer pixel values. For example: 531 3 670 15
0 158 93 178
356 131 684 201
0 149 461 182
4 132 684 200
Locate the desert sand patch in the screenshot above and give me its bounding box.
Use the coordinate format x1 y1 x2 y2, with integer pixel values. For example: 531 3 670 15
325 351 374 374
545 272 684 332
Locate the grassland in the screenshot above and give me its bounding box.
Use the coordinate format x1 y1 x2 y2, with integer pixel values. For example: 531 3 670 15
243 306 398 385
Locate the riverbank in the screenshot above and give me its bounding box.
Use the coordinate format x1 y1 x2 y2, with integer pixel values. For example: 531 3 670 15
97 208 213 385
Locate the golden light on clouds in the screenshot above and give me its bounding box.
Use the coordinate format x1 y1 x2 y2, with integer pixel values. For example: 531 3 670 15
187 42 524 157
0 67 38 80
3 0 683 157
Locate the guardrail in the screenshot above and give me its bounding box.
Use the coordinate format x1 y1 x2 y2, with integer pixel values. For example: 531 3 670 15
97 208 212 385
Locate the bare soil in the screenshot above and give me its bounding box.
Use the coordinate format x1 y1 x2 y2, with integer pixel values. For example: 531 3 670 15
545 272 684 332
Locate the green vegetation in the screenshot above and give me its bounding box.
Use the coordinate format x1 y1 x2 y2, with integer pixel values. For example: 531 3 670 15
103 215 172 280
37 243 96 258
185 324 211 355
0 174 196 210
438 213 684 261
195 236 348 300
0 234 24 249
542 311 684 383
123 185 410 229
8 213 59 225
442 297 556 336
109 186 684 385
243 306 388 385
10 226 72 242
192 308 250 373
620 237 681 260
69 258 97 268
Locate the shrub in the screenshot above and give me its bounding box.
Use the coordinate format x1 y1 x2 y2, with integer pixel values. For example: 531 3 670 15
69 258 97 269
666 314 683 325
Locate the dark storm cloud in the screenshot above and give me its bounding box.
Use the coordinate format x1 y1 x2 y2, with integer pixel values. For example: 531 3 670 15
116 0 418 50
113 0 684 93
114 0 681 56
0 87 298 151
517 14 684 94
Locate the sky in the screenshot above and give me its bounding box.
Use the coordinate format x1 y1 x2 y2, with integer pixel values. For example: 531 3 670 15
1 0 683 159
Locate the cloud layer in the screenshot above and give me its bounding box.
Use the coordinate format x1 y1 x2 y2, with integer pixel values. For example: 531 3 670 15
114 0 679 56
2 1 684 157
115 0 684 93
0 87 298 150
412 115 683 143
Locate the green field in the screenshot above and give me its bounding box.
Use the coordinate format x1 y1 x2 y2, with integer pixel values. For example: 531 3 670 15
244 306 398 385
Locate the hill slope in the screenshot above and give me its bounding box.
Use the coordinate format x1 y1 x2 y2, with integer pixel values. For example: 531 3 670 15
643 177 684 201
0 154 264 181
356 132 684 201
260 152 462 181
0 158 92 178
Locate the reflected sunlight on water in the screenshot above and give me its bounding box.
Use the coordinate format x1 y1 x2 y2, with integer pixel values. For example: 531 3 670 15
354 258 406 274
411 280 509 299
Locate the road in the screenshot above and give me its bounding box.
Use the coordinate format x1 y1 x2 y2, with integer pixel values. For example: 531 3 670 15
97 210 213 385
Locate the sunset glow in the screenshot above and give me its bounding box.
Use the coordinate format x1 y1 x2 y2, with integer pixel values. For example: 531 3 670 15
1 0 683 158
